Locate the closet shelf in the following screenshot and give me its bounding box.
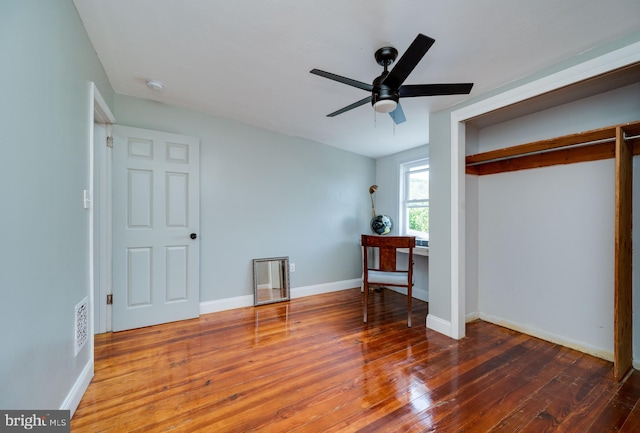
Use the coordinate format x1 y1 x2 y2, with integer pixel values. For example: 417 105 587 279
466 120 640 175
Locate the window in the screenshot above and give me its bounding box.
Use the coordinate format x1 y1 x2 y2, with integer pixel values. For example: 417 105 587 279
400 159 429 240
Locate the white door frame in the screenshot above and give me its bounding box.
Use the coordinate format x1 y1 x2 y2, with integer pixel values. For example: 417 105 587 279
90 82 115 339
68 82 115 416
445 41 640 340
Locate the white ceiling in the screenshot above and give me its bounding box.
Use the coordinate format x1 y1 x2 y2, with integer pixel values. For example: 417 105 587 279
73 0 640 158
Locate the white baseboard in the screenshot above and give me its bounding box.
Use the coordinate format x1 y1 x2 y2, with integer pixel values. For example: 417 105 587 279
426 314 452 337
61 360 93 417
200 294 254 315
199 279 359 315
430 311 622 365
291 279 361 298
479 312 614 362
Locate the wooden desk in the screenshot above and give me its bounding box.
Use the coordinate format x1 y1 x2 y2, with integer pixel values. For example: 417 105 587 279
398 246 429 256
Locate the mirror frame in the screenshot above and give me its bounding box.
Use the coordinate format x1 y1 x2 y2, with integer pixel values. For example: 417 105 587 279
253 256 291 306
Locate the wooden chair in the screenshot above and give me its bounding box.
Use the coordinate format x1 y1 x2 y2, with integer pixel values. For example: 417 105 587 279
361 234 416 327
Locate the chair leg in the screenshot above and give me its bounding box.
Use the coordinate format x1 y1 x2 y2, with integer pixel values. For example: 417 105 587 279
363 282 368 323
407 285 412 327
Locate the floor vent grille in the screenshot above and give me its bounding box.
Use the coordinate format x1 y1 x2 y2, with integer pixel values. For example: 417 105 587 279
74 297 89 356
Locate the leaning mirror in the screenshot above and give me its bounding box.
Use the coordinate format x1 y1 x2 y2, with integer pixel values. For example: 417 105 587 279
253 256 290 306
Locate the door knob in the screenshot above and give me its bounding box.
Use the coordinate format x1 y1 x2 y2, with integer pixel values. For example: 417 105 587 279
190 233 197 240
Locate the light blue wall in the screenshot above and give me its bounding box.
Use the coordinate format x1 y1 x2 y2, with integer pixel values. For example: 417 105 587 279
427 109 454 321
0 0 113 409
113 95 375 301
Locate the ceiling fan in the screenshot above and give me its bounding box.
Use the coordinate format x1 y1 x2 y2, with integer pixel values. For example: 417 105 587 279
310 33 474 124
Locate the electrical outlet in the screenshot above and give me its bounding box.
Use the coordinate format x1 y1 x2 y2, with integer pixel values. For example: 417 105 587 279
290 263 296 273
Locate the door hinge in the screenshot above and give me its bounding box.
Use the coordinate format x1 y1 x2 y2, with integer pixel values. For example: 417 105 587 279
106 136 113 148
106 294 113 305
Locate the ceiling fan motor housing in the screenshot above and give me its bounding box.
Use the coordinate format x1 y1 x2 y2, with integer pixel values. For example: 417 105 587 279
372 73 399 109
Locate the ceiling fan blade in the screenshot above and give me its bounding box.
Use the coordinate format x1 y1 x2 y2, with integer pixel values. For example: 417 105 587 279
327 96 372 117
399 83 474 97
310 69 374 91
389 103 406 124
382 34 435 89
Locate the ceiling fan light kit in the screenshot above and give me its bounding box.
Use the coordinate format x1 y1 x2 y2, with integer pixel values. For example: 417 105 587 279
373 99 398 113
310 33 473 125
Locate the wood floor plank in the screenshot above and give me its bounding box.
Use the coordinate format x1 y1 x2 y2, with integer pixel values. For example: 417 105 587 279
72 288 639 432
619 398 640 433
439 343 567 432
516 358 613 432
479 351 596 432
322 323 532 432
585 369 640 432
359 338 553 432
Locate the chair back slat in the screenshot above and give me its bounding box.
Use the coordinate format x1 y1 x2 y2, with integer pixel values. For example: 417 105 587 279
379 246 397 271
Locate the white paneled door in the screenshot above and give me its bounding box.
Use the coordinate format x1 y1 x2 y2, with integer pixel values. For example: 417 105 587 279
112 125 200 331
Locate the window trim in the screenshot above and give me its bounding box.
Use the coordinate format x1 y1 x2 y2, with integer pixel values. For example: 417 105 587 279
399 158 429 240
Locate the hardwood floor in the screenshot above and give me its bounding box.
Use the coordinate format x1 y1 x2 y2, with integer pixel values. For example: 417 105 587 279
72 288 640 432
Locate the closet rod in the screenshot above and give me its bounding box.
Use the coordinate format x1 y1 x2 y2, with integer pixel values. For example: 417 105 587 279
623 132 640 142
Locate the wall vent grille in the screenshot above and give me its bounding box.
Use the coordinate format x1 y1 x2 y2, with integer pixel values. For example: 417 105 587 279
74 297 89 356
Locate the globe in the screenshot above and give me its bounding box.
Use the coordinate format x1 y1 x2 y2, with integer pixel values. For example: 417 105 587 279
370 215 392 235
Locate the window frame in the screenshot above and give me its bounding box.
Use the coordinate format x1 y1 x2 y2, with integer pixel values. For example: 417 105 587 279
399 158 429 240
